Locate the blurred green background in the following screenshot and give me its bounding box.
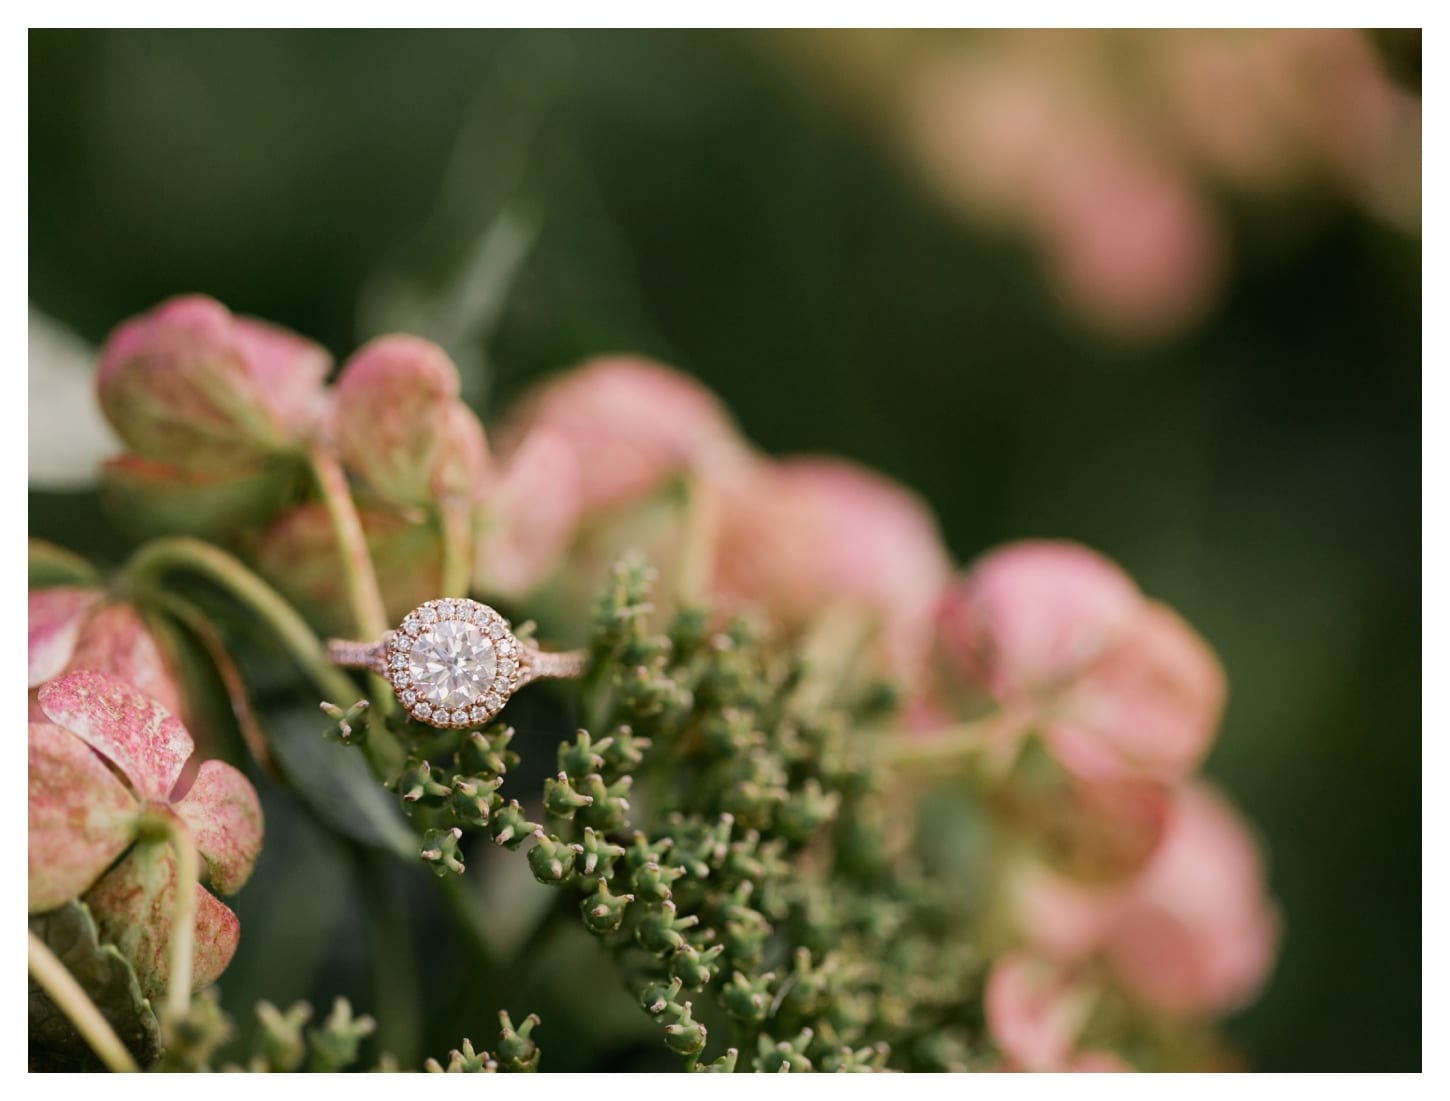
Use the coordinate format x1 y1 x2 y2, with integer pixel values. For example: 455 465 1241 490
28 29 1420 1071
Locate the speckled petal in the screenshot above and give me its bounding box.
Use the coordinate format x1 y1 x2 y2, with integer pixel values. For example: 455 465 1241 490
28 586 102 686
83 842 241 999
66 602 187 722
174 761 264 896
28 723 139 912
39 670 194 802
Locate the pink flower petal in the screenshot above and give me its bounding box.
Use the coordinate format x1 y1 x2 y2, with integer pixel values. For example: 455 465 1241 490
1050 601 1226 783
64 602 187 722
28 586 102 686
1069 1050 1134 1072
499 355 749 515
173 761 264 896
39 670 194 802
83 842 241 999
713 456 951 682
97 295 295 471
228 314 332 437
332 335 469 504
984 952 1094 1072
28 723 139 912
474 428 583 598
937 540 1142 705
1105 782 1280 1017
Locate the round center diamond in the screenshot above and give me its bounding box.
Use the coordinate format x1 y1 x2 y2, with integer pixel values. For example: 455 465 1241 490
407 620 497 710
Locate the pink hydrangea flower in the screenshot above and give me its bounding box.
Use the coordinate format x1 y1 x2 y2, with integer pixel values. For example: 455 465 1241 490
712 456 952 682
29 586 185 724
1012 781 1280 1019
97 294 330 471
30 671 263 998
329 335 490 506
984 951 1099 1071
1102 781 1281 1017
936 540 1225 783
496 355 752 516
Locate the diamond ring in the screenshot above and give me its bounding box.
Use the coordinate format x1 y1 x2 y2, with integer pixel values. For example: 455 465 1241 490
326 598 588 728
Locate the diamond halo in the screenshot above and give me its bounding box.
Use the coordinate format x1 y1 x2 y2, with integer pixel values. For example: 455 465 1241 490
385 598 521 728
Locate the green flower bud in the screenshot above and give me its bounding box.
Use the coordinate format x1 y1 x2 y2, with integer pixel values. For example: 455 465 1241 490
420 827 466 877
543 772 594 820
527 832 581 885
581 878 635 936
495 1011 540 1072
489 800 538 849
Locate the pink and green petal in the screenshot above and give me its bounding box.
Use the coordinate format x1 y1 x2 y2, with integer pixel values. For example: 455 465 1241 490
28 586 102 686
332 335 464 504
174 760 264 896
39 670 194 802
65 602 188 722
83 842 241 1000
28 723 139 912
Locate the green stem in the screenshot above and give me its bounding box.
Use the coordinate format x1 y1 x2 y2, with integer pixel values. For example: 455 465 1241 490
437 498 474 599
879 712 1026 778
305 443 389 640
160 812 199 1021
28 931 140 1073
123 537 402 771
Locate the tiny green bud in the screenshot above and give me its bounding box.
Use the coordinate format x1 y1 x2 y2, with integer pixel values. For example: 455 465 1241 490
490 799 539 849
543 772 594 819
527 831 582 885
496 1011 541 1072
581 877 635 935
420 826 466 877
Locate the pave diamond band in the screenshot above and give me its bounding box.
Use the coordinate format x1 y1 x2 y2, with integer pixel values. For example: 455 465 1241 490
326 597 588 729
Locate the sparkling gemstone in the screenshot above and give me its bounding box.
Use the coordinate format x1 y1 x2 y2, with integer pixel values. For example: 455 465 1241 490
401 690 417 706
471 606 490 624
415 702 432 719
489 623 506 639
499 658 517 676
470 706 487 721
394 672 411 687
450 708 468 724
407 621 498 712
395 635 413 652
419 607 437 624
484 691 502 710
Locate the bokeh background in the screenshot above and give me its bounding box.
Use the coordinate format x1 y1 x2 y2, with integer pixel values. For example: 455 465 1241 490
28 29 1421 1071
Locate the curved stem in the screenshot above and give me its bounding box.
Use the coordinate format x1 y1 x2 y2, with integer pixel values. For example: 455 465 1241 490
305 443 389 640
161 814 199 1020
123 537 402 771
28 930 140 1073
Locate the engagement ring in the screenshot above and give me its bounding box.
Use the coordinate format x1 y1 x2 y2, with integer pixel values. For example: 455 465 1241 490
327 598 588 728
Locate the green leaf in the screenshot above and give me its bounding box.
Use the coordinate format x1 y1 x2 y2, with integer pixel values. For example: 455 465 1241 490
266 702 418 860
28 902 160 1072
28 537 100 589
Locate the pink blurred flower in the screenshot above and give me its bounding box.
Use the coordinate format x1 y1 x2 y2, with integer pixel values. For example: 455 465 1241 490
1103 781 1281 1017
984 951 1098 1071
98 294 330 471
936 540 1225 783
712 456 952 681
472 428 583 599
330 335 490 507
29 586 185 724
497 355 752 516
30 671 263 998
1012 781 1280 1019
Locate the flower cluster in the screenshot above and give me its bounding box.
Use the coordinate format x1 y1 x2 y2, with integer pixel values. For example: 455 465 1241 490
787 29 1419 337
28 293 1281 1072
